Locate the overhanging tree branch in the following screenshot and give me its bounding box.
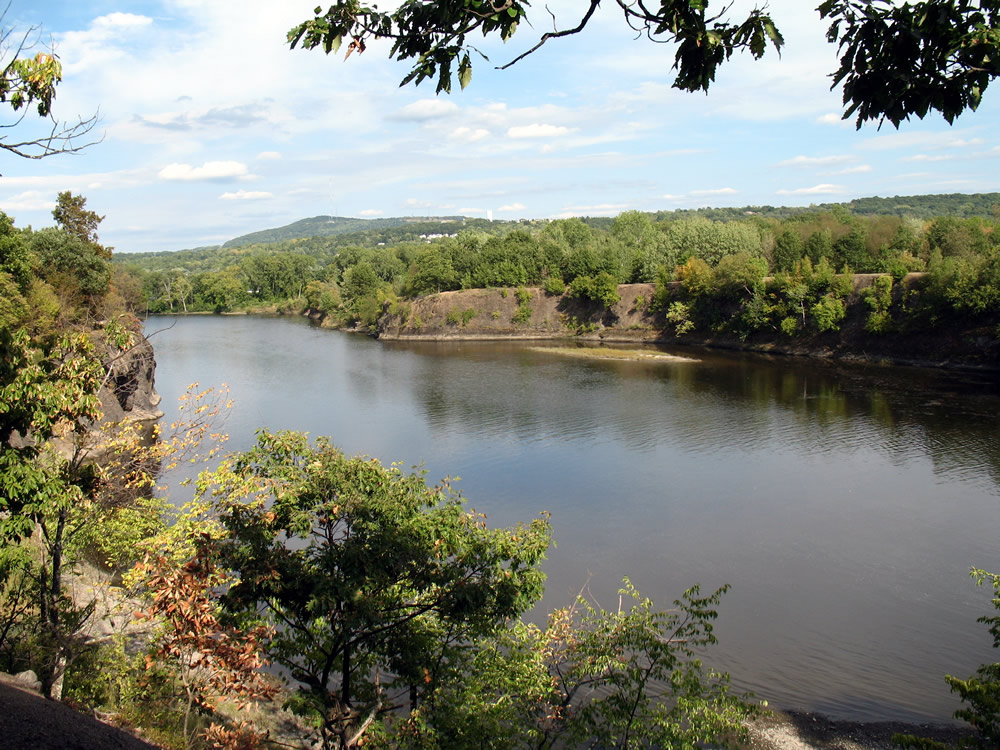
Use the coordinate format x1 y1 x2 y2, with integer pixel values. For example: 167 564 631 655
0 8 102 165
498 0 602 71
0 112 100 160
292 1 1000 128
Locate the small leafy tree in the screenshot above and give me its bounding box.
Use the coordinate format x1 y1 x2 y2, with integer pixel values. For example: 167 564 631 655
665 301 694 336
861 275 894 333
391 580 760 749
135 542 277 750
0 328 103 695
811 294 847 333
207 430 552 750
52 192 109 258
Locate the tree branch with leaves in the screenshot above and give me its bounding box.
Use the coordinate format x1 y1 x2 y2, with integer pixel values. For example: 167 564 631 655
291 0 1000 128
0 11 100 163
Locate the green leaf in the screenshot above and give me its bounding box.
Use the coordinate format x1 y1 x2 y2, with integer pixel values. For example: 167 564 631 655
458 55 472 90
763 20 784 49
970 85 982 111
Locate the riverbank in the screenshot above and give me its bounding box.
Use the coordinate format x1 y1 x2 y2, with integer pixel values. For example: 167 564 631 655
746 710 972 750
373 282 1000 371
0 675 974 750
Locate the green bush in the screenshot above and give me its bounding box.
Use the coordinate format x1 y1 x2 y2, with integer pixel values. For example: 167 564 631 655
713 252 768 299
64 638 186 750
861 276 894 334
675 257 714 297
68 497 168 574
568 272 620 307
446 309 461 325
812 294 846 332
665 301 694 336
780 316 799 336
929 251 1000 315
543 276 566 296
461 308 477 326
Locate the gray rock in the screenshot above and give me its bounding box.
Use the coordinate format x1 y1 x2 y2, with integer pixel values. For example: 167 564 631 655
13 670 41 692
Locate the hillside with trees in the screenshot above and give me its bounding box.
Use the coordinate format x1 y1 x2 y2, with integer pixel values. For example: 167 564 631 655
112 194 1000 367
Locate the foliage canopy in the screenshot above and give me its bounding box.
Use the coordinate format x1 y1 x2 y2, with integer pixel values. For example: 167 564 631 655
291 1 1000 127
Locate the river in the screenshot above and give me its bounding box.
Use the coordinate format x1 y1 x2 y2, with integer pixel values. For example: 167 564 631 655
144 314 1000 725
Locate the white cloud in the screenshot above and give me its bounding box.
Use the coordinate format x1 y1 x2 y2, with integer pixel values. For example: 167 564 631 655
661 194 686 201
827 165 873 175
219 190 271 200
256 151 282 160
405 198 434 208
459 207 485 214
943 138 985 148
776 184 845 195
159 161 250 181
94 12 153 29
507 124 571 139
903 154 956 163
55 12 155 74
777 155 853 168
498 202 527 212
816 113 844 125
0 191 56 212
691 187 738 196
859 130 986 152
359 209 384 216
450 126 491 143
393 99 459 121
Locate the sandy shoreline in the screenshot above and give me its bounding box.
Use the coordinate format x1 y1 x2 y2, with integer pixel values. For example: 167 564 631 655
526 345 700 363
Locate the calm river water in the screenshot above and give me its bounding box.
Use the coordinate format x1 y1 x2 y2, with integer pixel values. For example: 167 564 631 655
144 314 1000 724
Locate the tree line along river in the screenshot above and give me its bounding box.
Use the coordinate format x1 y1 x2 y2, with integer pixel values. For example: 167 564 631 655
145 314 1000 725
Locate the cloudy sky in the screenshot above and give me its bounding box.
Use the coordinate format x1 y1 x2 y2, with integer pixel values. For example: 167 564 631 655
3 1 999 253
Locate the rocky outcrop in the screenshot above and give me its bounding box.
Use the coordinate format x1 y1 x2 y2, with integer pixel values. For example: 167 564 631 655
97 334 162 424
377 284 663 343
376 282 1000 370
0 679 160 750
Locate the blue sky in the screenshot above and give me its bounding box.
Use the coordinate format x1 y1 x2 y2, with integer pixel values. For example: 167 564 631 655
3 1 999 253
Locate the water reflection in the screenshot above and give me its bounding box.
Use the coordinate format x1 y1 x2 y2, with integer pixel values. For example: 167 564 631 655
146 317 1000 725
389 340 1000 493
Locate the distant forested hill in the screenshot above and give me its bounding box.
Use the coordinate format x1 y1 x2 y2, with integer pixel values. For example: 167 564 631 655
117 216 529 274
117 192 1000 275
648 192 1000 223
222 215 515 247
835 192 1000 218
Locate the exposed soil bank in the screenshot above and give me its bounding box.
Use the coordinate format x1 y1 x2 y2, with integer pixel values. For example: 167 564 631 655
375 282 1000 371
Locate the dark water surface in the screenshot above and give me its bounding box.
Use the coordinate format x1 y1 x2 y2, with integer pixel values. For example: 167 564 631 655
144 315 1000 724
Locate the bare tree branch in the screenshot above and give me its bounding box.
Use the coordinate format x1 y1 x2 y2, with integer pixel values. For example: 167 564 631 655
0 113 101 160
498 0 602 70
